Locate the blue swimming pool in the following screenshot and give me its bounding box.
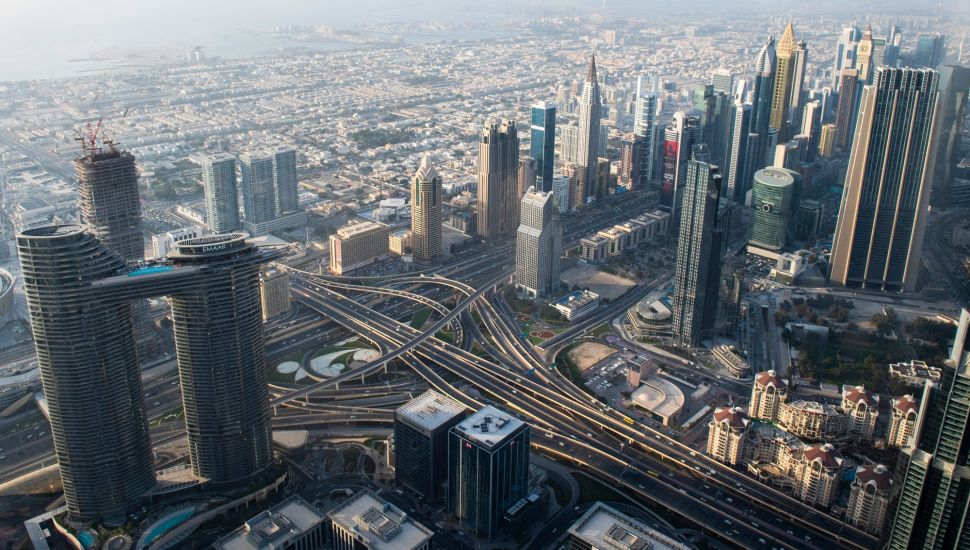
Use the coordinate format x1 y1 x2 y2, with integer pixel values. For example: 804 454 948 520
76 530 95 548
127 266 174 277
141 507 195 547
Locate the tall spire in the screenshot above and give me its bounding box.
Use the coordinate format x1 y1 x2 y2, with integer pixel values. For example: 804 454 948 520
863 24 873 40
415 153 438 182
755 37 776 76
588 54 597 84
777 20 797 55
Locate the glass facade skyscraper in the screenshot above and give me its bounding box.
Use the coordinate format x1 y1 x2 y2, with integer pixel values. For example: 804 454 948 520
530 102 556 192
202 154 241 233
394 391 466 502
748 168 796 251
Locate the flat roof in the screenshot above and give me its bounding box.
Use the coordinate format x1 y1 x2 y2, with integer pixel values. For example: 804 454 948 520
453 405 524 447
335 220 387 238
568 502 688 550
631 376 684 420
396 390 466 432
214 495 325 550
327 490 433 550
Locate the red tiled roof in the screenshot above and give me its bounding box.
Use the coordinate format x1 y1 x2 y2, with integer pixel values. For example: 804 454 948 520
893 394 918 414
843 385 877 407
855 464 893 491
755 370 784 388
803 443 843 470
713 406 750 429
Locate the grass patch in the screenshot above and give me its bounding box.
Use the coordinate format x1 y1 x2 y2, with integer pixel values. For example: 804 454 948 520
410 308 432 329
150 406 184 427
436 330 455 344
589 323 614 338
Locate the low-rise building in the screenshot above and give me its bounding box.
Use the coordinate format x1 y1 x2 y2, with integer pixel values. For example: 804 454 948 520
577 210 670 262
328 489 433 550
389 229 412 255
746 424 804 490
631 376 685 426
152 227 204 258
213 495 326 550
329 220 390 275
567 502 689 550
711 345 750 378
707 407 750 465
846 464 893 535
553 290 600 321
888 360 943 386
888 394 919 449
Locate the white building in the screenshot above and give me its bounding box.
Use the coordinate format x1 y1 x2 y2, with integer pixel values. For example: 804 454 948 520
706 406 750 465
515 188 562 298
328 489 433 550
213 495 326 550
841 385 879 440
749 370 787 421
846 464 893 535
888 394 919 449
779 400 846 440
151 227 204 258
792 443 843 507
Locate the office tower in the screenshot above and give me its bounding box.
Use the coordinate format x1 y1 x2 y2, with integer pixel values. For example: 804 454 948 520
577 55 602 204
394 391 466 502
478 120 520 242
239 153 278 225
834 24 863 90
770 22 804 137
329 220 390 275
560 124 580 164
723 92 752 203
202 154 241 233
411 155 442 264
856 25 875 83
762 127 779 167
448 405 530 539
845 465 893 535
562 163 584 211
671 145 721 348
259 267 290 321
819 123 837 158
661 111 701 216
750 370 787 421
914 34 946 68
515 188 562 298
800 99 821 139
273 147 299 213
888 394 919 448
633 76 658 187
328 490 434 550
830 67 941 292
748 168 796 251
18 227 278 520
835 69 861 151
568 502 690 550
889 308 970 549
595 157 611 200
530 102 556 192
773 142 800 170
751 37 776 171
794 199 823 241
711 68 735 94
518 156 537 198
619 134 644 189
552 174 570 213
75 147 144 261
706 406 750 466
931 65 970 206
151 227 203 258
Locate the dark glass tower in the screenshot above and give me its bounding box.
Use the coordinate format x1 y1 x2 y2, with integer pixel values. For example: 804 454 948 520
530 102 556 192
829 67 941 292
750 37 776 173
394 391 466 502
448 405 530 539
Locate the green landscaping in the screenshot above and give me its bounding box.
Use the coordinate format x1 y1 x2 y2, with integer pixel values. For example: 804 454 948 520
410 308 433 329
589 323 614 338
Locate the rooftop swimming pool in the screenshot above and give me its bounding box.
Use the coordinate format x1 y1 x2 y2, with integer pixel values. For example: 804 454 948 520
127 265 174 277
138 506 195 549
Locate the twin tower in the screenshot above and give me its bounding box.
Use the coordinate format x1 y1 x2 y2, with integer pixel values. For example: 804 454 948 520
18 227 279 520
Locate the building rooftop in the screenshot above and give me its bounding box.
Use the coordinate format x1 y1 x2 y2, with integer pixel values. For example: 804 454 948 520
755 370 785 389
842 385 878 407
334 220 387 238
327 490 433 550
631 376 684 420
784 400 842 417
556 290 600 310
453 405 525 447
712 406 750 430
803 443 843 470
854 464 893 492
567 502 689 550
396 390 466 432
214 495 325 550
893 394 918 414
889 360 942 383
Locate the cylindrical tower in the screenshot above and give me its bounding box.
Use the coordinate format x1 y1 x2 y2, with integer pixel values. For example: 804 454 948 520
17 226 154 521
749 168 795 251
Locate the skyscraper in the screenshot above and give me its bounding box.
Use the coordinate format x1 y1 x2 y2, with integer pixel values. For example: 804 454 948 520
770 22 806 137
751 37 776 172
671 145 722 348
515 188 562 298
394 391 466 502
835 69 861 152
478 120 520 243
202 154 241 233
661 111 701 216
833 24 863 91
723 83 752 203
829 67 941 292
411 155 442 264
577 55 602 205
913 34 946 68
888 308 970 549
530 102 556 192
273 147 300 214
856 25 875 84
239 153 278 225
749 168 796 252
711 68 736 95
633 76 659 188
619 133 644 190
448 406 530 539
518 156 537 198
931 65 970 207
75 147 144 262
18 227 278 520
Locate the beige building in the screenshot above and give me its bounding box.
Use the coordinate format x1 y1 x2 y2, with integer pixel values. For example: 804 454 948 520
259 267 291 321
779 400 847 440
792 443 843 507
328 490 433 550
578 210 670 262
749 370 787 421
389 229 412 255
706 407 750 466
478 120 519 243
746 424 804 491
329 220 390 275
411 155 442 264
841 385 879 440
846 464 893 535
888 394 919 448
818 123 837 158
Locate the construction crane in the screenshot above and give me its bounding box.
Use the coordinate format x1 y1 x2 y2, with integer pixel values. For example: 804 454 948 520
74 107 130 156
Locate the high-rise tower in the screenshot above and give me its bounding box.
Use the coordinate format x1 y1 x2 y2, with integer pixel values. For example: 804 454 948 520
633 76 659 188
273 147 300 214
75 147 144 262
411 155 442 263
770 22 806 138
661 111 701 216
723 81 752 203
515 188 562 298
202 154 241 233
751 37 777 172
856 25 875 84
671 145 722 348
829 67 941 292
577 55 602 205
530 102 556 192
239 153 278 225
477 120 520 243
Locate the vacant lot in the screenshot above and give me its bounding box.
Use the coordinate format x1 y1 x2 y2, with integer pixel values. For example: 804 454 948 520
568 341 618 371
560 263 636 300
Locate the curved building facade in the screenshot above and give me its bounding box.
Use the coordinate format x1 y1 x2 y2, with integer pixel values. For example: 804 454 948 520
749 168 795 251
0 268 15 325
18 227 279 520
